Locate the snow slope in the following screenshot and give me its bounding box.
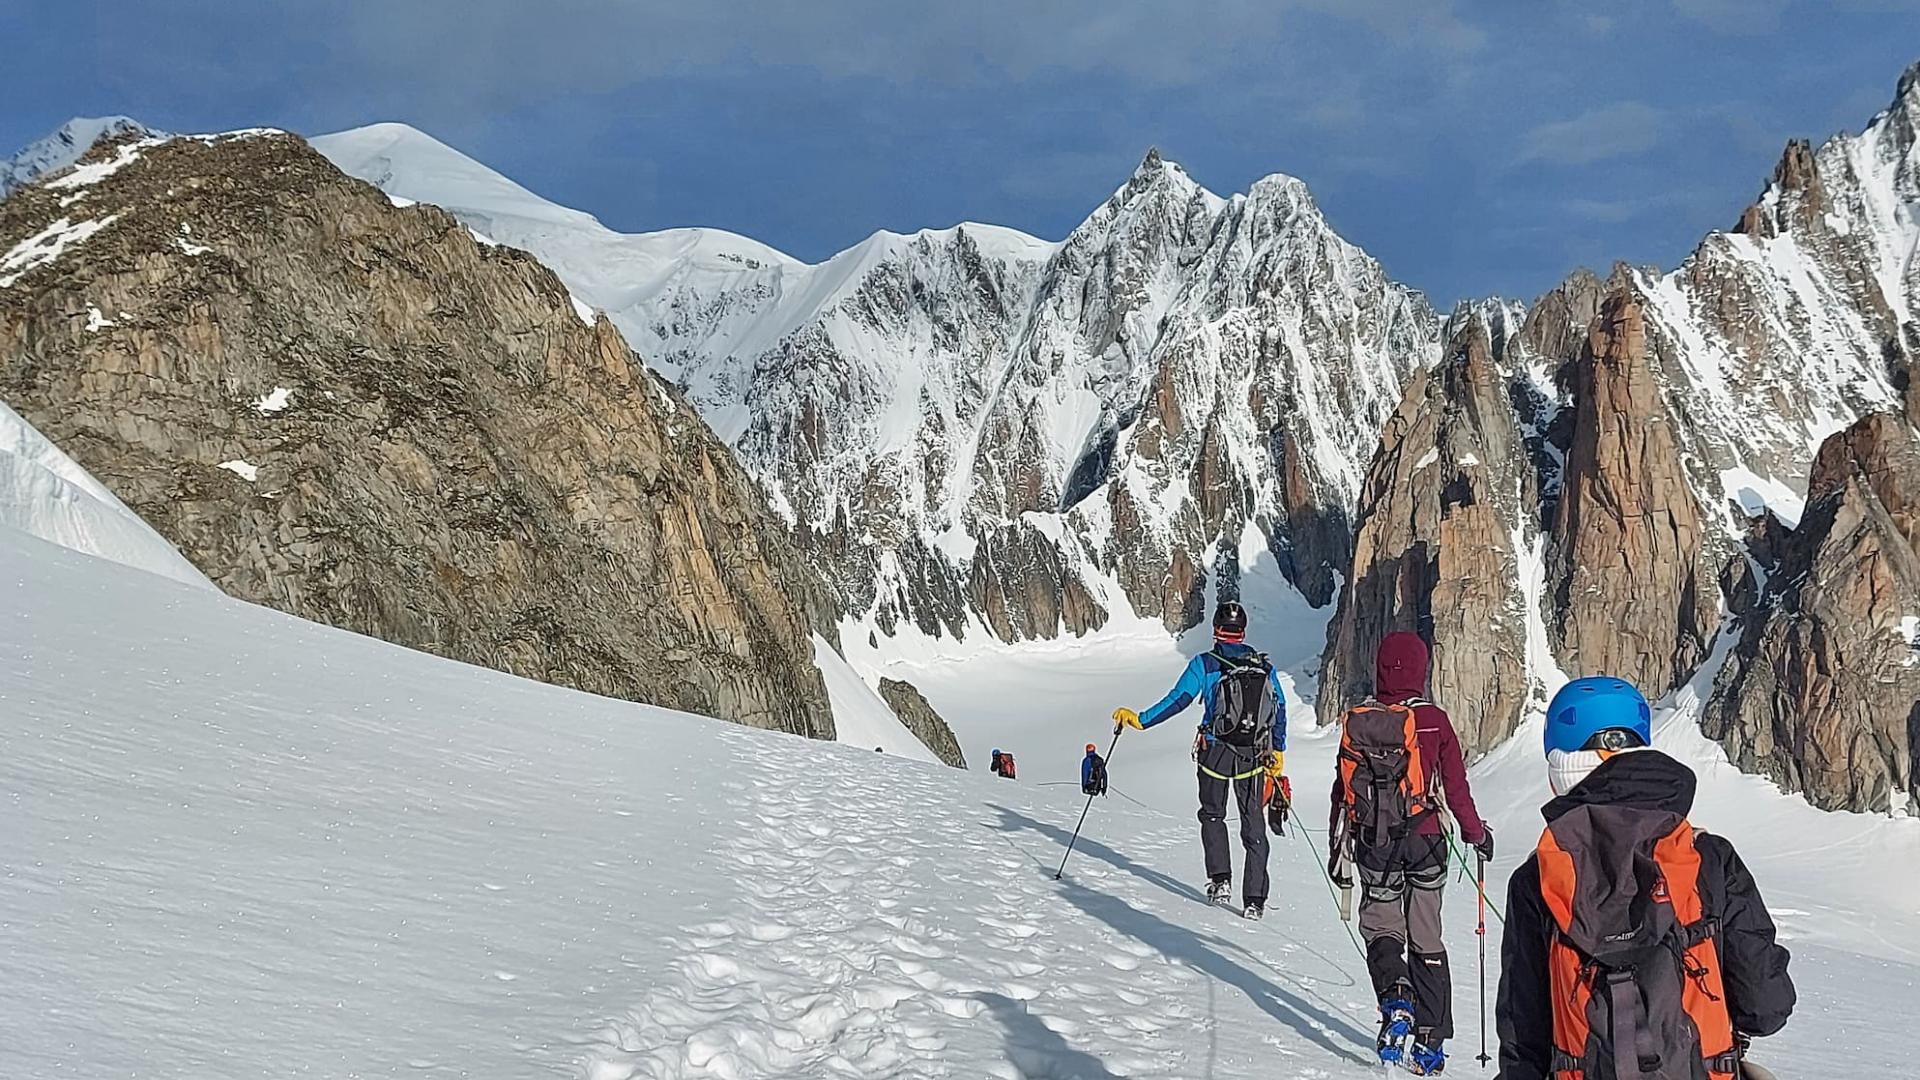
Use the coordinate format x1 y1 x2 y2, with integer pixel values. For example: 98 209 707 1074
0 398 209 588
4 519 1913 1077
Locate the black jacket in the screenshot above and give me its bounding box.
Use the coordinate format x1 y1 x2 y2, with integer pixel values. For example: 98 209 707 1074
1496 751 1795 1080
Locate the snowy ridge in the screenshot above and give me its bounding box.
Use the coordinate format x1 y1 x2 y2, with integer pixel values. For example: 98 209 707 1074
0 116 157 198
318 127 1434 642
1633 66 1918 530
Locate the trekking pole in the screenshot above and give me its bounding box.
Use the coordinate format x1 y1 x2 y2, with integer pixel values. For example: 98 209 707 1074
1476 850 1491 1070
1055 727 1122 880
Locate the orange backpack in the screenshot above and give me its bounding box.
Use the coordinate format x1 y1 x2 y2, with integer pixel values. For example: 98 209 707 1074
1336 699 1432 848
1537 806 1737 1080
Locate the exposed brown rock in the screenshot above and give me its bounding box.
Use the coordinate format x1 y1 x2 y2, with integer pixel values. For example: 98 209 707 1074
1321 316 1535 751
1518 268 1604 366
0 131 838 737
1705 412 1920 812
876 677 967 768
1548 290 1718 695
1736 140 1827 239
967 519 1108 641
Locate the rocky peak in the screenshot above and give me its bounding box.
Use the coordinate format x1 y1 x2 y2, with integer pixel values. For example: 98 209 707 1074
1735 139 1828 239
1321 313 1538 750
1549 289 1718 695
1515 267 1604 367
0 129 842 738
1706 411 1920 812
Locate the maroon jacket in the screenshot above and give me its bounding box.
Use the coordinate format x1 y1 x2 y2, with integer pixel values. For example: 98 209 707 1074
1329 631 1485 844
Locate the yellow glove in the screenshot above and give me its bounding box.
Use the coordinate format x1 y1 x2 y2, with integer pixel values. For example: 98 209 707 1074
1267 750 1286 777
1113 707 1143 732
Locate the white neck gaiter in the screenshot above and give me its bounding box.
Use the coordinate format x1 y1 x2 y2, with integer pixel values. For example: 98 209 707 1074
1547 745 1651 796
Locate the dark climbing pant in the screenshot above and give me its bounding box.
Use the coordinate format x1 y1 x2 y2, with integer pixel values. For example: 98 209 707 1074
1196 740 1269 906
1357 832 1452 1039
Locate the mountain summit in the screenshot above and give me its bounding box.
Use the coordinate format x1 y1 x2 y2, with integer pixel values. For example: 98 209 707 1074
319 127 1435 643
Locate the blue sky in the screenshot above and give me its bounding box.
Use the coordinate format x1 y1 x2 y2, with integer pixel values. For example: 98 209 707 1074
4 1 1917 305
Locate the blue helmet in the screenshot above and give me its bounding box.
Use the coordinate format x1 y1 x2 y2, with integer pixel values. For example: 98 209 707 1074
992 748 1003 756
1544 677 1650 754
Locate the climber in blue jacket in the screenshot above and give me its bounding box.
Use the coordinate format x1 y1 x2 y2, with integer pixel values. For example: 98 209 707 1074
1112 600 1287 917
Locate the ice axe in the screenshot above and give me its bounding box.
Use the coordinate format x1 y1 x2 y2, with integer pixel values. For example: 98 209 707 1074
1055 726 1122 880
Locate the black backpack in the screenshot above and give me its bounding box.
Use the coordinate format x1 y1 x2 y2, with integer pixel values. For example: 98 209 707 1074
1087 755 1108 793
1208 649 1277 751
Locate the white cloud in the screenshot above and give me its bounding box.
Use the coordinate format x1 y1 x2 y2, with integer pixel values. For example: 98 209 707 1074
1515 102 1668 166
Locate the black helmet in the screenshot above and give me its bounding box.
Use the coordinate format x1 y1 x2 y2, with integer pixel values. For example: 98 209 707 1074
1212 600 1248 641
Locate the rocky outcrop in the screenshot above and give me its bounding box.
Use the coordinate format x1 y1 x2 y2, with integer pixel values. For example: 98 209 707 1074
1321 316 1538 751
0 131 839 737
1705 413 1920 812
876 678 967 768
1549 290 1719 694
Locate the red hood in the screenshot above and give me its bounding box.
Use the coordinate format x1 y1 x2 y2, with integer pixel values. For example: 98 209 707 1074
1375 631 1429 701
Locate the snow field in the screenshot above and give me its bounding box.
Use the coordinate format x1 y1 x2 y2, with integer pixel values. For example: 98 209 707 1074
0 528 1387 1078
3 499 1916 1078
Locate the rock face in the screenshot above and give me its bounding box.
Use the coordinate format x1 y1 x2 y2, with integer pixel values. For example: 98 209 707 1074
1321 314 1541 752
0 131 839 737
1706 413 1920 812
1548 290 1718 692
316 130 1437 644
1323 62 1920 765
876 678 967 769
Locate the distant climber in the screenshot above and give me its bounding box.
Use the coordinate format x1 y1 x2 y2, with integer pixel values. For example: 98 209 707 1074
1081 743 1108 796
989 749 1017 780
1113 600 1286 920
1496 677 1795 1080
1328 631 1487 1074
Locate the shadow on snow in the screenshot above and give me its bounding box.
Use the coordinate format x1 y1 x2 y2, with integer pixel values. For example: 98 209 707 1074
986 804 1375 1066
972 991 1125 1080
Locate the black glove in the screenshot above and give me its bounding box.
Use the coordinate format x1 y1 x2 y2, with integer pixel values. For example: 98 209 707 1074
1472 827 1495 863
1328 852 1351 889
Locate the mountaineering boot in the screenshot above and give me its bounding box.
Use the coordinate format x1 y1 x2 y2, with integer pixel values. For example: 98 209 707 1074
1243 899 1264 920
1376 992 1415 1064
1405 1035 1445 1075
1206 876 1233 907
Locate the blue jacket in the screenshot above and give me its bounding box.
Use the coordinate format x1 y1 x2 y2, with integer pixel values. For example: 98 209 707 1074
1137 643 1287 749
1081 751 1103 788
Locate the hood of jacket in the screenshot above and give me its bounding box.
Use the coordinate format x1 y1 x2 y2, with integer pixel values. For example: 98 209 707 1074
1374 631 1429 702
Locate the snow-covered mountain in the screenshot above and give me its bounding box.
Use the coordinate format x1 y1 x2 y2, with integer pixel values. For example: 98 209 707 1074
314 128 1438 645
1 116 156 198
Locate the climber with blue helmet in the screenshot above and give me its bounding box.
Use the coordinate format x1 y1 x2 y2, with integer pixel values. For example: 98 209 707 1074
1541 675 1654 795
1495 676 1795 1080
